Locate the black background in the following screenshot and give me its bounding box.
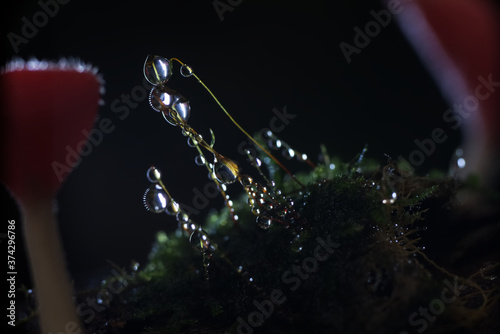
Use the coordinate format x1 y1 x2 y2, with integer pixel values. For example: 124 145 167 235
1 0 468 301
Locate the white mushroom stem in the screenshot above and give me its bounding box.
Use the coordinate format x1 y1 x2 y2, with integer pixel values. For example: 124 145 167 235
22 196 83 334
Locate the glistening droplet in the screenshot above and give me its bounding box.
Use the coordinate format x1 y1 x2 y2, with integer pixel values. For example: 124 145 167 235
187 136 198 147
180 64 194 77
256 216 272 230
214 156 239 184
172 95 191 123
149 86 178 112
194 155 206 166
176 211 190 223
143 185 169 213
282 147 295 160
143 55 172 86
240 175 253 187
268 138 282 150
146 166 161 183
290 234 303 253
251 206 261 216
190 229 215 252
165 200 180 216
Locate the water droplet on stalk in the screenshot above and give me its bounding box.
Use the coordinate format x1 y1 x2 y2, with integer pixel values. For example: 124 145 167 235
214 156 239 184
190 229 216 252
149 86 177 112
146 166 161 183
180 64 194 77
268 138 282 150
172 95 191 123
143 55 172 86
282 147 295 159
165 200 180 216
256 216 272 229
144 185 169 213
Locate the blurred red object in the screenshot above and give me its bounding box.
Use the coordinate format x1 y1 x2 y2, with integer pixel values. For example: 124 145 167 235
1 58 102 334
1 59 102 202
393 0 500 184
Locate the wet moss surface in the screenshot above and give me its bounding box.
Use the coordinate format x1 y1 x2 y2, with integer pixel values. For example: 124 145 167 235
18 156 500 333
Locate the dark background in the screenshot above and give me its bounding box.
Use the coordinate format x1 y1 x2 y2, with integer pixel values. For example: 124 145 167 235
1 0 462 297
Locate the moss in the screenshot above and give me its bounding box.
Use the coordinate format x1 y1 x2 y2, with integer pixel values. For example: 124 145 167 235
19 151 500 333
85 153 500 332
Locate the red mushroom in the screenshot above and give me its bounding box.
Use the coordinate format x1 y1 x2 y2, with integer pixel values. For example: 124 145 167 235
1 58 103 333
392 0 500 185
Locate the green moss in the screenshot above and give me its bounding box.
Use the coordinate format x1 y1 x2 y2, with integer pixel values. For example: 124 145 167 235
21 150 500 333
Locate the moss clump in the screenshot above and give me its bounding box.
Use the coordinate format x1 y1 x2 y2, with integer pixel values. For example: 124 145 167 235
19 153 500 333
83 154 500 333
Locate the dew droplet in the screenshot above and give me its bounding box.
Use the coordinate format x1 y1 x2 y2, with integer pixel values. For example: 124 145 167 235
268 138 282 150
165 200 180 216
290 234 303 252
262 130 273 139
457 157 466 169
480 261 499 281
251 206 261 216
146 166 161 183
282 147 295 159
180 64 194 77
382 192 397 205
143 185 169 213
176 211 190 223
143 55 172 86
240 175 253 187
187 136 198 147
182 223 191 233
131 261 140 272
256 216 272 230
172 95 191 123
96 289 112 306
189 229 215 251
149 86 177 112
213 156 239 184
275 208 287 217
237 266 243 273
194 154 206 166
262 202 274 211
162 110 178 126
